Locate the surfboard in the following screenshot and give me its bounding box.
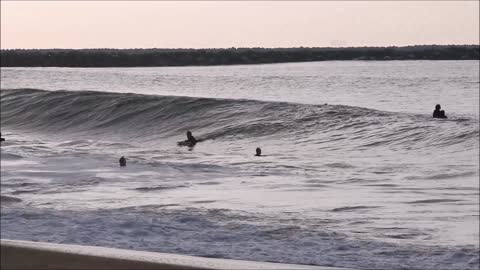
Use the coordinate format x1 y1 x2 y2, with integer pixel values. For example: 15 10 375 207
177 140 195 147
177 138 204 147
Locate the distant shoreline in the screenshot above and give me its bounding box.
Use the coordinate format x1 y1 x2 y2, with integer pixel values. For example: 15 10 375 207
1 45 478 68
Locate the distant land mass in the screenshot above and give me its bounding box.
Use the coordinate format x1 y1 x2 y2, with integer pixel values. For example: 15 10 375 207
1 45 478 67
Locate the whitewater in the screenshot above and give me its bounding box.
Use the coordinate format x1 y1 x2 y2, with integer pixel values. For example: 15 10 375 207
1 60 479 270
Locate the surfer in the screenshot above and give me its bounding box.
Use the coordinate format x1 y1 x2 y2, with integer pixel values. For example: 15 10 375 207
119 156 127 167
186 131 198 145
433 104 447 119
177 131 203 147
255 147 262 156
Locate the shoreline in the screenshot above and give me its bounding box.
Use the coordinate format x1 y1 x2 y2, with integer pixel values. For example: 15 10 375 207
1 239 351 270
2 45 478 67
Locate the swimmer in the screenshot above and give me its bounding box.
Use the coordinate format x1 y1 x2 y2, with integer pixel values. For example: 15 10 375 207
255 147 262 156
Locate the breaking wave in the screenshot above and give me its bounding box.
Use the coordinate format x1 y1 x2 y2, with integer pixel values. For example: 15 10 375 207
1 88 477 152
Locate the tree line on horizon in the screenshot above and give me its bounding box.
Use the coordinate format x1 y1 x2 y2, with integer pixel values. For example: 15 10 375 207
1 45 478 67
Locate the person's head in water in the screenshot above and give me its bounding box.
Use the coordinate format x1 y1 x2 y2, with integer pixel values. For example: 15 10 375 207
255 147 262 156
435 104 441 111
119 156 126 167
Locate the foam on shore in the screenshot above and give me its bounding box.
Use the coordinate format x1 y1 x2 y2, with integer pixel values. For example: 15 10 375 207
1 239 350 270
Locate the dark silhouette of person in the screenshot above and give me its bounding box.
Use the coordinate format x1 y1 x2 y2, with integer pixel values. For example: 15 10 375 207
255 147 262 156
119 156 127 167
186 131 198 145
0 133 4 142
433 104 447 119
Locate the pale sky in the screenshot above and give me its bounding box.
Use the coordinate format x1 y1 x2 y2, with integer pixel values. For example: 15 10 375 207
1 1 479 49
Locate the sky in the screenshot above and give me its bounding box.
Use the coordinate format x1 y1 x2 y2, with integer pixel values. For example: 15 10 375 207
1 1 479 49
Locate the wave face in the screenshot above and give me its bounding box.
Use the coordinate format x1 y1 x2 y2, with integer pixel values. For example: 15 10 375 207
1 88 478 153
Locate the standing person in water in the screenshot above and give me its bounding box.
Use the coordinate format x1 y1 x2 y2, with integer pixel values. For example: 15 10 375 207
433 104 447 119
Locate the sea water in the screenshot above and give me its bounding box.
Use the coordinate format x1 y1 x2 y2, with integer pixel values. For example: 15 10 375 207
1 60 479 269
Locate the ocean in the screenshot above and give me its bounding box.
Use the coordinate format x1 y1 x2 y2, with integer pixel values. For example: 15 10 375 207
1 60 479 269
